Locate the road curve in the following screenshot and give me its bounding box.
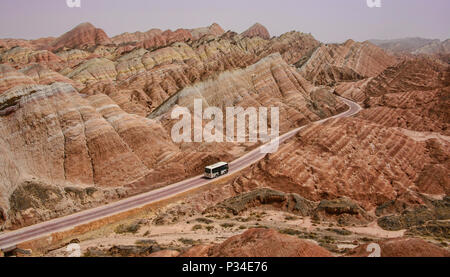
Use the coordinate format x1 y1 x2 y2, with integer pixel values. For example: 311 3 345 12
0 96 361 250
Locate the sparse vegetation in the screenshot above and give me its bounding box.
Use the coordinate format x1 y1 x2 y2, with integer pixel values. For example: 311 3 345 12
195 217 213 224
284 215 298 221
192 224 203 231
326 228 352 236
114 222 141 234
220 223 235 228
279 228 303 236
178 238 197 245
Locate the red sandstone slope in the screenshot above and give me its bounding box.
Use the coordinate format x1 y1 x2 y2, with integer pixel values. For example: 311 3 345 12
242 23 271 40
335 57 450 135
0 64 36 93
111 23 225 47
180 228 332 257
229 117 449 210
49 23 112 51
299 39 397 85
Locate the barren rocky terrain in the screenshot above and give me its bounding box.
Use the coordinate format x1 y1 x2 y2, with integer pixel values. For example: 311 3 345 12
0 21 448 257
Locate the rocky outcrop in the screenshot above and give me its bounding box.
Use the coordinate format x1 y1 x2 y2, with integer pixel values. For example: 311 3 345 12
180 228 332 257
242 23 271 40
313 197 373 225
377 197 449 232
206 188 316 216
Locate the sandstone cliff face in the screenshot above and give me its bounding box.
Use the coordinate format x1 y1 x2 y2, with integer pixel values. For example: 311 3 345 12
180 228 332 257
299 40 397 85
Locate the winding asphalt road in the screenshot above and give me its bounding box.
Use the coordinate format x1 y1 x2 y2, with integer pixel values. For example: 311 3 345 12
0 96 361 250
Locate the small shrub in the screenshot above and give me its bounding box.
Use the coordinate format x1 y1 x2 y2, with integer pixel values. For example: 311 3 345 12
279 228 302 236
220 223 235 228
178 238 196 245
114 222 140 234
196 218 213 224
192 225 203 231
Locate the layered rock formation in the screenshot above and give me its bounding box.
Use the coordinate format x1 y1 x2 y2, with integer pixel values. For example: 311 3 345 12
371 37 450 55
49 23 112 51
241 23 271 40
19 64 79 88
299 40 397 85
228 117 449 211
0 64 36 93
111 23 225 48
150 53 346 133
0 82 177 227
335 57 450 135
0 44 342 229
0 47 63 69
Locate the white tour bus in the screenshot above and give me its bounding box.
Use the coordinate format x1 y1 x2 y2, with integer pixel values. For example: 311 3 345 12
204 162 229 179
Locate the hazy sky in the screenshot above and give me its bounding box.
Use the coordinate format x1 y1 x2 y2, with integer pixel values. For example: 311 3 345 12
0 0 449 43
